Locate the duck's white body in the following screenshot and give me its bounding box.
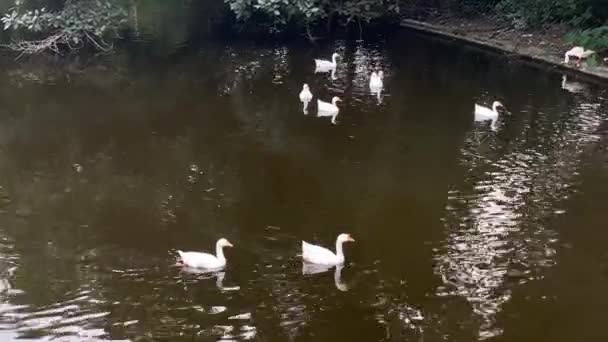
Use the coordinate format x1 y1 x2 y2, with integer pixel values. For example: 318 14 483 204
302 233 355 266
474 101 505 131
369 71 384 90
299 84 313 114
177 238 233 270
299 84 313 102
564 46 595 66
317 97 341 124
314 53 339 69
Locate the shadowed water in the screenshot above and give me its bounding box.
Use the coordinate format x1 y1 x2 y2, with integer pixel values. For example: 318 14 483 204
0 28 606 341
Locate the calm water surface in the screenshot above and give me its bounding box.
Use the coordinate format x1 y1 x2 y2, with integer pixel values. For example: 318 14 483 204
0 29 607 342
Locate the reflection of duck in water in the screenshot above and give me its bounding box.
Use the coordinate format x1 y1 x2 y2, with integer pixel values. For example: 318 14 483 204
302 263 348 291
179 268 240 291
561 75 587 94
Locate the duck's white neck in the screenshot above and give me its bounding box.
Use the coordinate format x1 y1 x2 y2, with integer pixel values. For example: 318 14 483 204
332 98 339 106
492 103 500 113
332 54 337 64
216 243 226 261
335 239 345 261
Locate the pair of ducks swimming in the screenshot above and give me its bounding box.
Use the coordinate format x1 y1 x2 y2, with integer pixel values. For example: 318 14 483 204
177 233 355 270
297 53 385 124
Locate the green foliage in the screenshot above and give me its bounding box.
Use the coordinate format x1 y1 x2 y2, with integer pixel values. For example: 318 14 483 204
495 0 594 28
224 0 400 34
1 0 127 54
565 26 608 50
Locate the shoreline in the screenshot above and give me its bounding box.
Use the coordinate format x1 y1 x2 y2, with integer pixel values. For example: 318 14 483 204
400 18 608 84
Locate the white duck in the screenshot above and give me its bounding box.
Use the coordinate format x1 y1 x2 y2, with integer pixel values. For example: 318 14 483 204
177 238 233 270
369 70 384 101
317 96 342 124
564 46 596 67
474 101 506 131
315 53 339 70
299 83 313 114
302 233 355 266
369 71 384 90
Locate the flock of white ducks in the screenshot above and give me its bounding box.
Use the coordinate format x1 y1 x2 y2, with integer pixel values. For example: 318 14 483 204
177 234 355 270
300 52 385 125
175 46 596 285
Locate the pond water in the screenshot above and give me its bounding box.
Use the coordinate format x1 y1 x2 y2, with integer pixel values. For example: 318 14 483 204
0 27 607 342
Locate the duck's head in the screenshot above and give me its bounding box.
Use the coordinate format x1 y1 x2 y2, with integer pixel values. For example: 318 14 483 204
378 70 384 79
303 83 309 90
332 53 340 60
493 101 511 115
338 233 355 243
332 96 342 105
217 238 234 248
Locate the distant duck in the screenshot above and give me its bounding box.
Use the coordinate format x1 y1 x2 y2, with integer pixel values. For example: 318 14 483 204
317 96 342 125
315 53 339 70
299 83 313 114
177 238 233 270
369 70 384 101
369 71 384 90
564 46 596 67
561 75 587 94
302 233 355 266
474 101 506 131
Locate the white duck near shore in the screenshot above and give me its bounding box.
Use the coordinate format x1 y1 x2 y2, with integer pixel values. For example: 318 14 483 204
302 233 355 266
177 238 233 270
564 46 596 67
299 83 313 114
317 96 342 124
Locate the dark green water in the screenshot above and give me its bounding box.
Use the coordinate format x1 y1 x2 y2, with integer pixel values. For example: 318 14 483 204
0 26 606 341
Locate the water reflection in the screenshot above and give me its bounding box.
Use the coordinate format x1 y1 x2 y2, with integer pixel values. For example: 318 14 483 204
302 263 348 291
0 27 605 342
561 75 588 94
436 85 605 339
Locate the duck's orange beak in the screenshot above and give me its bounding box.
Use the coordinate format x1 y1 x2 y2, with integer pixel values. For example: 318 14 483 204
347 235 355 242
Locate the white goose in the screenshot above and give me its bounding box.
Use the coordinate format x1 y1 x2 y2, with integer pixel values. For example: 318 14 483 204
317 96 341 124
315 53 339 70
369 71 384 90
369 70 384 101
302 233 355 266
177 238 233 270
299 83 313 114
474 101 506 131
564 46 596 67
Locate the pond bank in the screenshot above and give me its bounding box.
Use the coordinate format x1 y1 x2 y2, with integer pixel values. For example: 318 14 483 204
400 17 608 83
